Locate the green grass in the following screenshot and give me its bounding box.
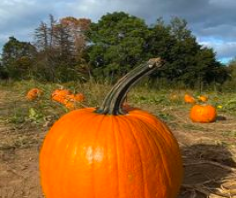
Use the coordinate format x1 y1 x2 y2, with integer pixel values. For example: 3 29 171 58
1 79 236 129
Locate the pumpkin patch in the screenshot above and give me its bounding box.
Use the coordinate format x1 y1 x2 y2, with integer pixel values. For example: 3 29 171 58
39 58 183 198
51 89 85 109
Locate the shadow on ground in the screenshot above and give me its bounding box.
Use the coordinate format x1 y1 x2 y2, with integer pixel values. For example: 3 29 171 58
178 144 236 198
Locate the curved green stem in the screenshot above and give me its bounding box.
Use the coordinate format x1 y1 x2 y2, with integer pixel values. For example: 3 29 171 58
95 58 164 115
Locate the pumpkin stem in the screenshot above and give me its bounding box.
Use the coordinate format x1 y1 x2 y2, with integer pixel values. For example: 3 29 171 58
96 58 164 115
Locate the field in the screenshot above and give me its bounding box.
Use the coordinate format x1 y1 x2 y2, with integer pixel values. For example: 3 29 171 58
0 80 236 198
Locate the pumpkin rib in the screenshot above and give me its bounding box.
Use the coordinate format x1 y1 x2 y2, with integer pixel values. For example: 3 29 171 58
112 116 122 198
120 114 178 198
130 111 179 156
130 117 171 198
40 111 99 197
90 115 107 197
56 133 78 198
128 112 183 197
148 123 180 198
136 118 167 198
59 113 98 197
41 115 85 197
63 113 104 197
120 116 147 198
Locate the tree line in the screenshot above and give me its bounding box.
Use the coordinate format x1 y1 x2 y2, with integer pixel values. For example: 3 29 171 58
0 12 234 90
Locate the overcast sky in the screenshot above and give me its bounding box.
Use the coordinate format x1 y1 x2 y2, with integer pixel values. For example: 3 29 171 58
1 0 236 64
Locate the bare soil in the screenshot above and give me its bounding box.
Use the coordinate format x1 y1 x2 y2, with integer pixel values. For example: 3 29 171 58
0 89 236 198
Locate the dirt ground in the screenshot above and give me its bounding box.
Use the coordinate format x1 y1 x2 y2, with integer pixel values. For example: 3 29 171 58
0 89 236 198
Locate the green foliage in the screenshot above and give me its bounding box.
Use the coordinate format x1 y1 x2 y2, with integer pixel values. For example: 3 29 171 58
0 59 8 79
147 17 228 90
222 57 236 91
33 15 91 83
2 36 36 79
0 12 232 91
28 107 44 124
87 12 150 82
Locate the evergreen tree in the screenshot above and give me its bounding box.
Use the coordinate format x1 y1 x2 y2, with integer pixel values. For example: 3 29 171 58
147 17 229 89
87 12 150 83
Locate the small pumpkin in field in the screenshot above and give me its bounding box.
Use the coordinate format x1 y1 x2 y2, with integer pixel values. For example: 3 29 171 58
198 95 208 102
39 58 183 198
65 93 85 103
184 94 196 104
64 93 85 109
51 89 71 104
64 101 75 109
26 88 43 101
190 104 217 123
74 93 85 102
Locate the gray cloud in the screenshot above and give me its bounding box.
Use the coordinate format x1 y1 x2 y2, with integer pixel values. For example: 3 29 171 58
0 0 235 62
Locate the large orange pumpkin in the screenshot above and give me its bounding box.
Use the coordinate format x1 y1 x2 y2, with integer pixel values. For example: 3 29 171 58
39 58 183 198
190 104 217 123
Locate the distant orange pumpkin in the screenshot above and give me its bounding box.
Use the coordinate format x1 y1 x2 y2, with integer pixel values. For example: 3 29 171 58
73 93 85 102
26 88 43 101
198 95 208 102
64 93 85 109
64 101 75 109
51 89 71 104
190 104 217 123
184 94 195 104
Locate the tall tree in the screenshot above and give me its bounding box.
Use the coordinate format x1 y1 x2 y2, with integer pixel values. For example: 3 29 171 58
221 57 236 91
60 17 91 56
147 17 228 89
34 22 49 50
0 57 8 79
87 11 150 82
2 36 36 79
33 15 91 82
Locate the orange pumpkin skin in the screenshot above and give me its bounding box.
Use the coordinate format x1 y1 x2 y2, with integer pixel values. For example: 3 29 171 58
51 89 71 104
52 90 85 109
39 108 183 198
74 93 85 102
65 93 85 102
64 93 85 109
184 94 195 104
26 88 43 100
64 101 75 109
198 95 208 102
190 104 217 123
39 58 183 198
